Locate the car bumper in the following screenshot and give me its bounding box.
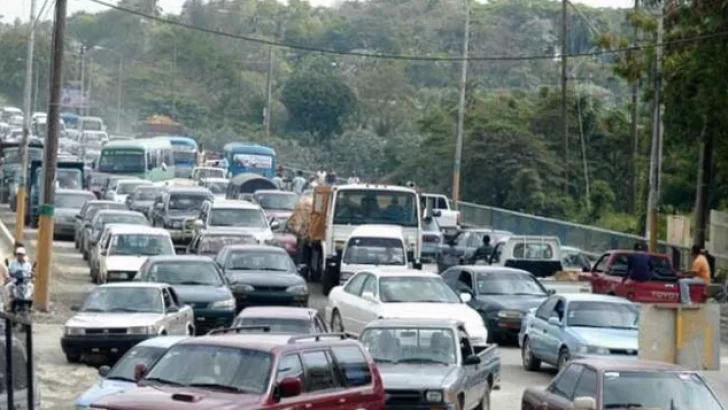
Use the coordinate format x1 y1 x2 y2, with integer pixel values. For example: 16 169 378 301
193 308 236 334
486 317 523 339
61 334 150 357
168 229 194 243
232 292 308 312
54 222 75 236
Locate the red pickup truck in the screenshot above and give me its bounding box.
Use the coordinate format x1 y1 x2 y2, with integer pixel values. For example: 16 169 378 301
586 250 707 303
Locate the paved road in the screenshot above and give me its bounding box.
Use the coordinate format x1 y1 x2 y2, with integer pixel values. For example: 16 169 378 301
1 204 726 409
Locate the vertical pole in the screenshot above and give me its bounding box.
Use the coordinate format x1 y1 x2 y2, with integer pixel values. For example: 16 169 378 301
79 46 85 116
35 0 67 311
630 0 641 214
171 43 177 118
646 0 663 252
5 320 13 410
115 58 123 133
561 0 569 196
16 0 38 243
451 0 470 210
33 65 40 114
26 321 34 410
263 46 274 139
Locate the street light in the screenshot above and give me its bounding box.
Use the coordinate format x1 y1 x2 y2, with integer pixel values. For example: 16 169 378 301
87 46 124 133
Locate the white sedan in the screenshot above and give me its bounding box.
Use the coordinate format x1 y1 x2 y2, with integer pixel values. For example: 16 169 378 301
325 268 489 347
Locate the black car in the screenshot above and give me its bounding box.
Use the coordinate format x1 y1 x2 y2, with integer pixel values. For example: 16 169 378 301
149 187 214 249
186 230 258 257
441 265 553 343
214 244 309 312
134 255 236 334
74 200 127 253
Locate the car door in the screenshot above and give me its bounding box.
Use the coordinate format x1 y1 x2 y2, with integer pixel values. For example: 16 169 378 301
349 274 380 333
571 366 597 404
98 233 114 280
589 253 611 293
168 287 192 329
529 297 558 358
298 350 348 410
330 345 377 410
457 326 483 409
334 273 367 331
540 298 566 364
161 287 183 334
270 353 306 410
541 363 583 409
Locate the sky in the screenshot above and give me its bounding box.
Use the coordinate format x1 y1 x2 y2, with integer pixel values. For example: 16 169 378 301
3 0 635 23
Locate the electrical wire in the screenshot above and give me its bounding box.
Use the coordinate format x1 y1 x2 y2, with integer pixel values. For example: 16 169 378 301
86 0 728 62
28 0 55 33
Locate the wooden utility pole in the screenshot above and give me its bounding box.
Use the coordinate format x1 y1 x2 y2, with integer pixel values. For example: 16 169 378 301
451 0 471 210
35 0 67 311
645 0 663 252
630 0 642 214
561 0 569 196
263 46 274 139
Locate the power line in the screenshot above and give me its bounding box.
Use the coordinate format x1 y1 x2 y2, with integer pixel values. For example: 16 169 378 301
88 0 728 62
29 0 54 33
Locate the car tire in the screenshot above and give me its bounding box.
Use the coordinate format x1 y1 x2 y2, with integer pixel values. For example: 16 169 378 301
557 347 570 372
65 352 81 364
476 386 490 410
330 310 344 332
82 250 88 261
521 337 541 371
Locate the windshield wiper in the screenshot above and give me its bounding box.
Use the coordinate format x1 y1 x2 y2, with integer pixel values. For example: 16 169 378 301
177 281 215 286
373 358 397 363
512 292 547 296
143 377 185 386
81 308 105 312
108 307 142 312
187 382 244 393
604 404 643 409
397 358 449 365
105 375 134 382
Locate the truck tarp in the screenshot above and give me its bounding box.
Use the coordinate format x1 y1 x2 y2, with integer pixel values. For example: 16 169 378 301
229 172 277 195
287 196 313 237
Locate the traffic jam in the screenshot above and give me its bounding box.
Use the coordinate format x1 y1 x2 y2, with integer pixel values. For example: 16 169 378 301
0 127 720 409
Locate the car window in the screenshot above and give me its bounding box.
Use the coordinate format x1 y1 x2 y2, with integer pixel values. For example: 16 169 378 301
535 297 558 320
344 273 367 295
330 346 372 387
593 254 610 272
361 275 377 297
300 351 339 392
549 363 583 400
572 368 597 400
276 354 304 383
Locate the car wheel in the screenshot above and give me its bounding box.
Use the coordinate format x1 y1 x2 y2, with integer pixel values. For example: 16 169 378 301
330 310 344 332
521 337 541 371
82 250 88 261
557 347 570 371
186 324 195 336
475 386 490 410
65 352 81 364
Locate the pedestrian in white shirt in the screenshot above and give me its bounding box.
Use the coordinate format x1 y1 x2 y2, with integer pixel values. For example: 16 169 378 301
316 168 327 185
291 171 307 194
347 172 360 185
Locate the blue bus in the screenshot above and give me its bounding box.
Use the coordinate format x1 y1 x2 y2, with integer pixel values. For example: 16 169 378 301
223 143 277 179
167 136 198 178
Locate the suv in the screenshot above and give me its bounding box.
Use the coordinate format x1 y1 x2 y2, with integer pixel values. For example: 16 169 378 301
90 328 386 410
149 187 214 250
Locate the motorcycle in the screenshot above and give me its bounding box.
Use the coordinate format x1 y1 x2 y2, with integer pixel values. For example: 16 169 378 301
9 274 34 324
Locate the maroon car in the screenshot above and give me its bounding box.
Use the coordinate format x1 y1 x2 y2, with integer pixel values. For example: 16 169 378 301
521 358 724 410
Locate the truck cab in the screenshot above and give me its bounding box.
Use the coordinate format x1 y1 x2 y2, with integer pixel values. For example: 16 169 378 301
489 235 563 278
339 224 408 285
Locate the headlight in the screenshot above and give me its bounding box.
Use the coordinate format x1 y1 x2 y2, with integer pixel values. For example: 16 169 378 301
497 310 524 319
286 284 309 295
64 326 84 336
574 344 610 355
210 298 236 310
233 284 254 292
425 390 443 402
127 325 155 334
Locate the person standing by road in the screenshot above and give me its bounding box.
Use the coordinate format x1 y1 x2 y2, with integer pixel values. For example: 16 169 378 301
272 170 284 190
325 169 338 185
679 245 712 304
470 235 494 264
291 170 307 194
347 172 360 185
316 168 327 185
622 241 652 283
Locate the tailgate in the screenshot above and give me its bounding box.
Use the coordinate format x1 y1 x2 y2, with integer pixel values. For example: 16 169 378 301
504 260 562 278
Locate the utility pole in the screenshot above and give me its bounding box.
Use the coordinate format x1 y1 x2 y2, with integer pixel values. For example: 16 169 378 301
645 0 663 252
15 0 38 242
561 0 569 196
36 0 67 311
630 0 641 214
451 0 470 210
115 58 123 133
263 46 274 139
79 45 86 116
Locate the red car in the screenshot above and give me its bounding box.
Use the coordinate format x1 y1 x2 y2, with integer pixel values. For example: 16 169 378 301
90 328 385 410
586 250 707 303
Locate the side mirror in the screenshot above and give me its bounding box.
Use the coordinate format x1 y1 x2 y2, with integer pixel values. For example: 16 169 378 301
459 292 472 303
270 220 281 230
166 305 179 313
547 289 556 295
573 396 597 410
361 291 377 302
75 214 82 220
432 210 442 217
463 355 481 365
547 316 562 326
70 305 80 311
277 377 303 399
98 365 111 378
134 363 148 381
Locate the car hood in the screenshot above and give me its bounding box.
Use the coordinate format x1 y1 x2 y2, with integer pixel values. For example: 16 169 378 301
131 200 153 209
225 271 304 287
105 255 150 272
90 386 260 410
172 285 233 303
378 364 458 389
55 208 78 222
66 312 164 328
568 327 639 350
206 226 272 242
378 303 486 339
76 379 136 407
475 294 547 312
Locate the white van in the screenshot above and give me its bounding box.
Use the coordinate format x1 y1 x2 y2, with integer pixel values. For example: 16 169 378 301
97 225 175 283
339 224 408 285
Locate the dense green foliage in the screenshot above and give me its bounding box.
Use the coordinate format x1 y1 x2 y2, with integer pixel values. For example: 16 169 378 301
0 0 724 238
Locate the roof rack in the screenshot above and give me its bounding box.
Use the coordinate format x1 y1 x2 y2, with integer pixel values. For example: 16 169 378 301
287 332 358 344
207 325 271 335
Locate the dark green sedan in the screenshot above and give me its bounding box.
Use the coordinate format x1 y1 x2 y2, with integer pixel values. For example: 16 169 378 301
133 255 236 334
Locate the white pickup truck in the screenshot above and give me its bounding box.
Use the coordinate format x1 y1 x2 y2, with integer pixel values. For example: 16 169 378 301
421 193 460 233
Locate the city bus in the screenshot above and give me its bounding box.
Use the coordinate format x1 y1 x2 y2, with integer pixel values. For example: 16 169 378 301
223 143 277 179
166 136 198 178
97 138 175 181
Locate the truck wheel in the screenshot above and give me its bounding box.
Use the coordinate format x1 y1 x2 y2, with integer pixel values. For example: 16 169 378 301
65 352 81 364
330 310 344 332
322 265 338 296
521 337 541 371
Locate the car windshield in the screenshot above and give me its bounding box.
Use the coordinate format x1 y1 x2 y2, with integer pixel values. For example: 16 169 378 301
234 317 311 334
168 194 208 211
476 273 547 296
343 237 405 266
195 168 225 179
133 187 157 200
566 301 639 329
149 261 223 286
610 253 675 276
86 203 127 221
254 192 298 211
333 189 419 227
98 149 144 173
118 182 150 195
173 150 196 164
199 235 257 255
57 169 83 189
227 250 292 271
95 213 148 229
144 344 272 393
106 345 169 382
360 327 456 365
81 287 163 313
379 277 460 303
602 371 723 410
210 208 268 228
206 181 228 195
108 234 174 256
56 193 94 209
